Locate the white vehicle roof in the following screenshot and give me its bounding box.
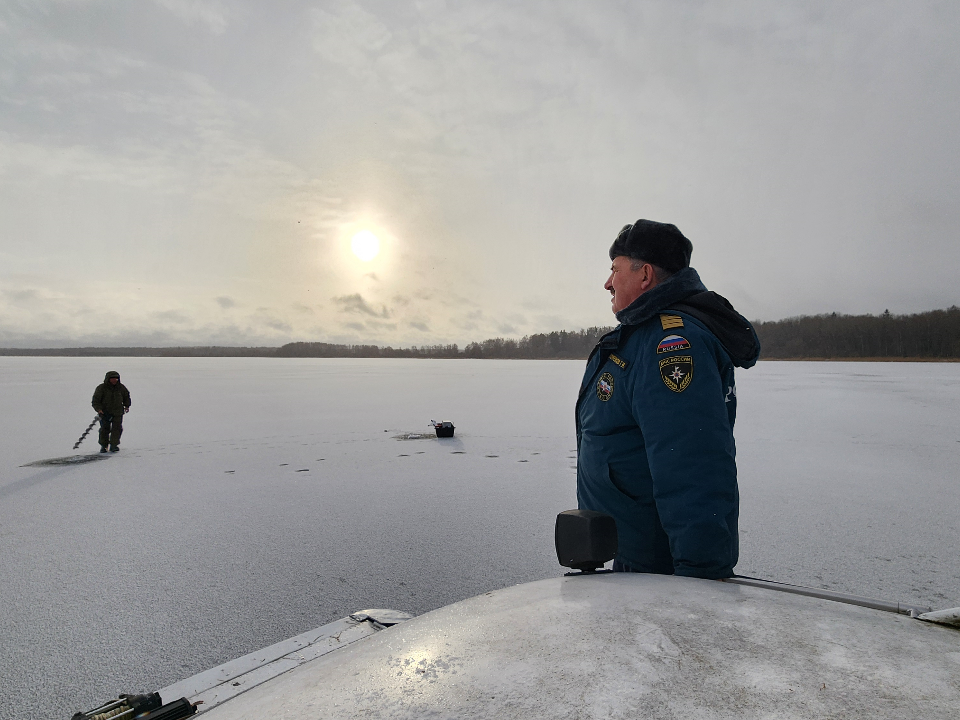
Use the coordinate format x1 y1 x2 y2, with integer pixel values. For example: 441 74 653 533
187 572 960 719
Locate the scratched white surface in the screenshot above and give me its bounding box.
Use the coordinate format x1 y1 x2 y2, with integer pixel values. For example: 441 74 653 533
0 358 958 719
200 575 960 720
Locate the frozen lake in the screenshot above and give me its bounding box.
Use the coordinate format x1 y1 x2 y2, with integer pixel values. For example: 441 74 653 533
1 358 959 719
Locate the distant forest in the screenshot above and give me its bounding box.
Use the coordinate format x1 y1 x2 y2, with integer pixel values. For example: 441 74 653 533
756 306 960 359
2 307 958 360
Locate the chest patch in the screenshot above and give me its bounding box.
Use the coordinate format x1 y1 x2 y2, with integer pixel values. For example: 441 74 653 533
657 334 690 354
608 353 628 370
596 372 615 401
659 356 694 393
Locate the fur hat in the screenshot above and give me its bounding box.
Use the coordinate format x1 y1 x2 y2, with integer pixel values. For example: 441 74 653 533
608 219 693 273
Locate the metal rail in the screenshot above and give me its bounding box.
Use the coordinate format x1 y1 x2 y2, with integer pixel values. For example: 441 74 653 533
720 576 933 617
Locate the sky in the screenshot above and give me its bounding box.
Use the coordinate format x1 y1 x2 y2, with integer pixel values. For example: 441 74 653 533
1 1 958 348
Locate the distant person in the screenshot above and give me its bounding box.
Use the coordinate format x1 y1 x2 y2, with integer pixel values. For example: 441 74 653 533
92 370 131 453
576 220 760 579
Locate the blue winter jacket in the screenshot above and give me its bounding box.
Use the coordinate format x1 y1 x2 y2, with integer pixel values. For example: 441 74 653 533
576 267 759 579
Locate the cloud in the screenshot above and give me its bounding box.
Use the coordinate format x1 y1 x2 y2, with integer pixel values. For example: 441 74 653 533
342 321 365 331
152 309 191 324
311 3 392 71
365 320 397 331
534 314 574 331
262 318 291 332
4 288 39 304
250 307 293 334
332 293 390 318
152 0 229 35
3 2 960 348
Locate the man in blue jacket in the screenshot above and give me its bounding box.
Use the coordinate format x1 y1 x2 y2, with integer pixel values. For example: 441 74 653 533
576 220 760 579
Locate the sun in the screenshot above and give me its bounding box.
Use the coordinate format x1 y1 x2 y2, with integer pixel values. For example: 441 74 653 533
351 230 380 262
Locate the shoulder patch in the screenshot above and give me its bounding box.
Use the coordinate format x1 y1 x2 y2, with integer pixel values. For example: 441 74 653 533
596 372 614 401
659 355 693 393
657 334 691 354
608 353 628 370
660 314 684 330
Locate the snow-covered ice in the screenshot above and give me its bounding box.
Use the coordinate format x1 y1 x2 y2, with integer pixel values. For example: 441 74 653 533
1 358 958 719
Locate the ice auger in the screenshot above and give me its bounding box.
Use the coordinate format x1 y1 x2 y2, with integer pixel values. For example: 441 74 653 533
71 692 196 720
73 414 100 450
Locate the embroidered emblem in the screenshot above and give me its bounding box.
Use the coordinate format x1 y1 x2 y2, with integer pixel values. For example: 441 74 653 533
660 314 684 330
725 384 737 403
657 334 691 354
596 372 615 401
609 353 628 370
659 355 693 393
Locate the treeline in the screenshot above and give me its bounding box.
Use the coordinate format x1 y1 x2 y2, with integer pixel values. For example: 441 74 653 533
0 346 277 357
461 328 612 358
0 328 614 360
755 307 960 359
3 308 958 360
251 327 614 359
195 327 612 359
278 311 960 359
276 342 462 358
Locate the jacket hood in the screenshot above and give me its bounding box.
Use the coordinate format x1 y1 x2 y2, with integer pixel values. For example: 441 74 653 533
104 371 120 382
615 267 761 369
615 267 707 326
668 291 761 368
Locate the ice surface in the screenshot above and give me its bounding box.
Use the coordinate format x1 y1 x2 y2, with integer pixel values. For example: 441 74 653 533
0 358 958 719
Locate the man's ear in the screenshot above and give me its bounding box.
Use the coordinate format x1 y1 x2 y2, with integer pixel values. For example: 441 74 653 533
640 263 659 292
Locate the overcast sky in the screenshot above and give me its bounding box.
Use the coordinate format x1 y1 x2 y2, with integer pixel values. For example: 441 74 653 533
1 1 958 347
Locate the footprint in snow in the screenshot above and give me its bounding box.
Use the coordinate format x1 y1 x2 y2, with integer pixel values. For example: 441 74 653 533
279 463 288 466
486 454 499 458
225 470 235 474
398 454 410 457
518 459 528 463
295 469 309 472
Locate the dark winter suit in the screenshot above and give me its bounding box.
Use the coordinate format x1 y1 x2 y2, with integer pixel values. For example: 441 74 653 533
576 268 759 579
92 371 131 448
